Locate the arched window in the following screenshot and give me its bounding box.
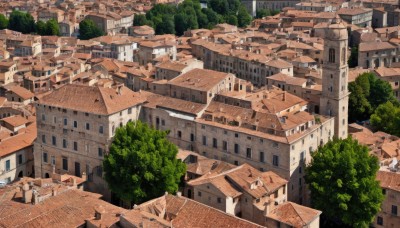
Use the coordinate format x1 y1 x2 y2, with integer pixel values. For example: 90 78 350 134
329 48 335 63
341 47 346 64
366 60 370 68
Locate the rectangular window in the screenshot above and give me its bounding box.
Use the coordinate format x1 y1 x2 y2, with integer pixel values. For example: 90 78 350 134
234 144 239 154
86 123 90 130
63 139 67 148
190 133 194 142
53 116 57 124
177 131 182 138
73 142 78 151
300 151 305 162
52 136 57 146
98 148 103 157
51 156 55 166
42 135 46 144
18 154 23 164
99 126 104 134
97 166 103 177
63 118 68 126
128 108 132 114
5 160 10 171
223 141 227 151
213 138 217 148
41 114 46 121
392 205 398 215
62 157 68 171
246 148 252 158
198 191 202 197
234 160 239 166
260 151 265 163
161 120 165 126
273 155 279 166
73 121 77 128
217 197 222 203
202 136 207 146
299 178 302 186
43 152 48 163
377 216 383 225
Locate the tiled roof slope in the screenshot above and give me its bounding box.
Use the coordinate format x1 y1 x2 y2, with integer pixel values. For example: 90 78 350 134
38 84 145 115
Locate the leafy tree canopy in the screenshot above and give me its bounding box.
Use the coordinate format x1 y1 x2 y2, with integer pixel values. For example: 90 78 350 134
0 14 9 30
371 101 400 136
255 9 271 19
348 46 358 68
136 0 252 35
348 72 398 122
8 11 36 34
306 137 384 228
78 19 104 40
103 121 186 204
36 19 60 36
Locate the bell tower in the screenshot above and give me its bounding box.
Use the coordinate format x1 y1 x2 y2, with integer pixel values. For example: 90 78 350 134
320 20 349 139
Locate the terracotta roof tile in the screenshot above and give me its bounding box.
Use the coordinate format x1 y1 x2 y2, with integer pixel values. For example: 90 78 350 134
38 84 145 115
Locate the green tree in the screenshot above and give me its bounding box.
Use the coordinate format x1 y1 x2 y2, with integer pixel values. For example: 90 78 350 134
0 14 9 30
371 101 400 136
369 76 398 109
36 21 46 35
78 19 104 40
348 46 358 68
8 11 36 34
237 5 252 27
255 9 271 19
271 10 280 16
156 15 175 35
348 72 398 122
202 8 219 28
103 121 186 204
226 15 238 26
45 19 60 36
348 83 371 122
209 0 229 15
306 137 384 228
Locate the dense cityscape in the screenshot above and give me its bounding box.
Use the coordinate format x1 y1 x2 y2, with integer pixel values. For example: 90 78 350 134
0 0 399 227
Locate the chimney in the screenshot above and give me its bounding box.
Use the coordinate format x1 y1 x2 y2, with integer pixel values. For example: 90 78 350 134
82 172 87 181
116 84 123 95
32 189 39 205
71 177 77 187
52 188 57 196
94 205 106 220
22 183 33 204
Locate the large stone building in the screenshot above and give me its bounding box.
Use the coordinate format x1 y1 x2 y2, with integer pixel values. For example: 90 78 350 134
85 11 134 35
358 41 397 69
34 84 145 200
140 68 335 204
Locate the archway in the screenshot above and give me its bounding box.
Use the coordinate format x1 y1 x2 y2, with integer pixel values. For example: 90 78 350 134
45 173 50 178
18 171 23 178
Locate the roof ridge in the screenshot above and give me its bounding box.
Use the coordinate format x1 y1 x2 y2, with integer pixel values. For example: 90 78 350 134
188 164 245 185
289 202 308 225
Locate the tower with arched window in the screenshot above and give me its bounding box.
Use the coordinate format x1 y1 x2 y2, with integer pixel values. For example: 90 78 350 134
320 20 349 139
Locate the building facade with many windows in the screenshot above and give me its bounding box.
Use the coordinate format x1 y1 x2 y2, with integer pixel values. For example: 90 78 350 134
33 84 144 200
